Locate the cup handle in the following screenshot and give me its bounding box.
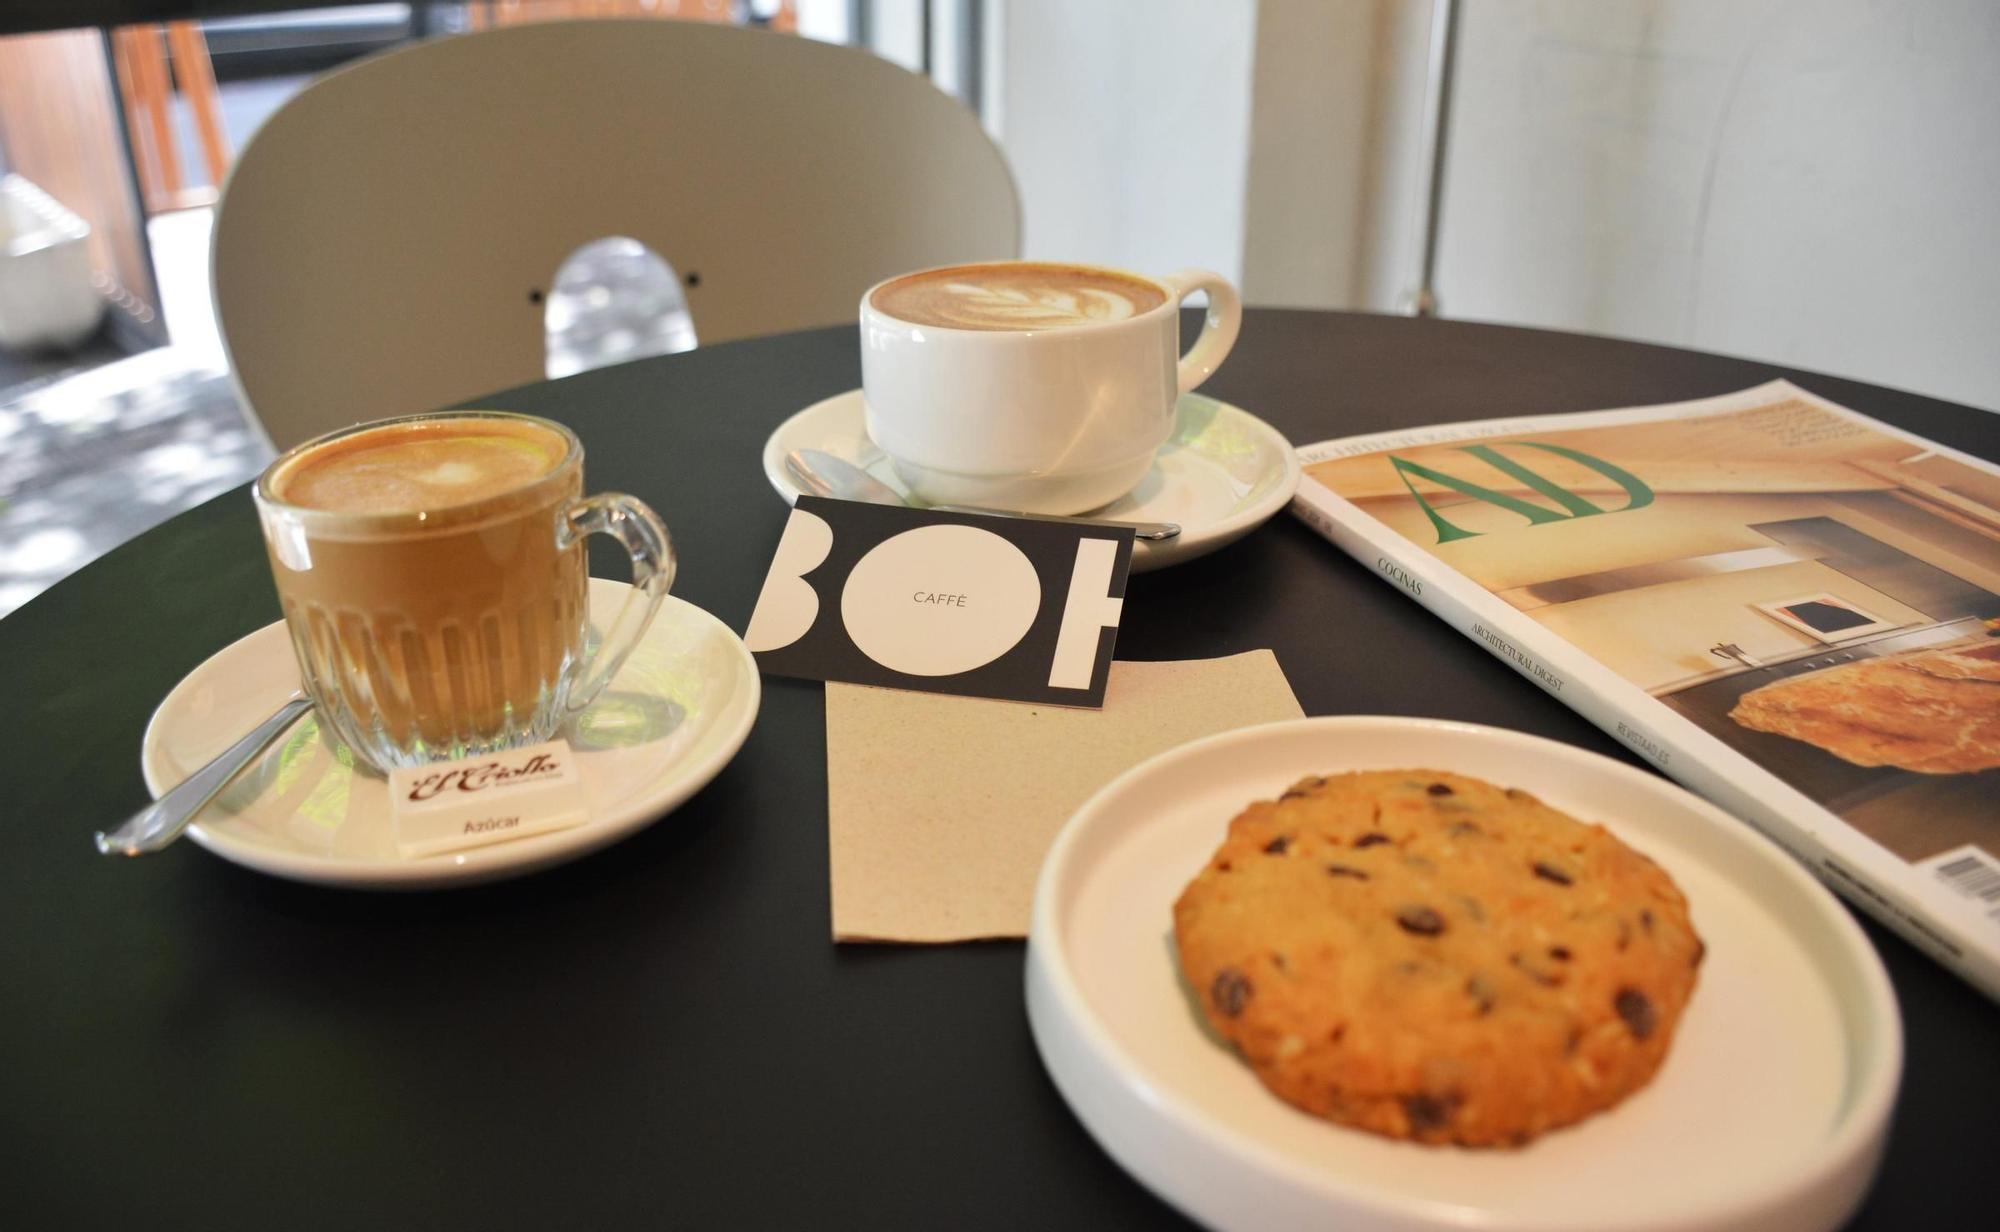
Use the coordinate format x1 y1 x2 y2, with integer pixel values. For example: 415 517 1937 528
1159 269 1242 394
555 492 676 715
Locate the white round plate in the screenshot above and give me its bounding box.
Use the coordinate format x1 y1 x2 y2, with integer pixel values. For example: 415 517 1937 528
141 578 761 889
1026 716 1901 1232
760 389 1301 571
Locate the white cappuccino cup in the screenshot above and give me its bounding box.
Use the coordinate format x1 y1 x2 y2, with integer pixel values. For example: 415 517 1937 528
859 260 1242 515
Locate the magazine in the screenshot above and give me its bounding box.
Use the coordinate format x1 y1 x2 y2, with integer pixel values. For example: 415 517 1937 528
1292 380 2000 1001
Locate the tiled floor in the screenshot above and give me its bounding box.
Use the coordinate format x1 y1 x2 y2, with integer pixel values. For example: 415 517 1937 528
0 318 128 394
0 201 268 618
0 353 268 615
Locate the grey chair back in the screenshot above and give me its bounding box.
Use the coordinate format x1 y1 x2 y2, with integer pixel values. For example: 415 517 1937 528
213 19 1020 449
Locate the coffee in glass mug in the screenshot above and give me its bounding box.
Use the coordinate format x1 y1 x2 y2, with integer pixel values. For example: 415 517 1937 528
253 411 674 773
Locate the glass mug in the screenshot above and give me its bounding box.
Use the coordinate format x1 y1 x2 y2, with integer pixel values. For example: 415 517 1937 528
252 410 674 773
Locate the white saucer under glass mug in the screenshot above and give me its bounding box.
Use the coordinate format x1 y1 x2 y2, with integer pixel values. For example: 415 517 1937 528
252 410 674 773
860 260 1243 515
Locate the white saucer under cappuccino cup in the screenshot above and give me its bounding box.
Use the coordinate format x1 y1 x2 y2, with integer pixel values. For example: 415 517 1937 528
859 260 1242 515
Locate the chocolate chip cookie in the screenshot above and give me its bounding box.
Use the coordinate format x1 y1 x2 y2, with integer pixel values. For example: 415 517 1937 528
1172 770 1703 1147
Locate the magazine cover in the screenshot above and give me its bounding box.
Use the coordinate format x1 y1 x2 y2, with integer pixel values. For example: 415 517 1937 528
1292 380 2000 1000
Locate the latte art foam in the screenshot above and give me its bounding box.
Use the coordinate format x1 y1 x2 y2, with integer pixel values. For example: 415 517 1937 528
871 262 1168 331
257 413 587 761
273 417 568 515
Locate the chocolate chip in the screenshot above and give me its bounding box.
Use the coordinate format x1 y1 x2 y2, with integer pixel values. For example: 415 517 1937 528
1263 835 1290 855
1329 1024 1347 1043
1615 987 1656 1039
1326 863 1370 880
1354 833 1391 849
1396 906 1446 936
1282 777 1325 800
1564 1027 1581 1056
1426 782 1453 796
1504 787 1531 801
1271 951 1288 971
1640 909 1655 933
1465 975 1496 1015
1549 946 1572 961
1616 919 1632 951
1400 1092 1458 1132
1211 969 1253 1018
1217 860 1233 873
1532 861 1573 886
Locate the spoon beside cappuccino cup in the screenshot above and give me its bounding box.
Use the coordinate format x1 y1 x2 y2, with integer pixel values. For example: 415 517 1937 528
785 448 1179 540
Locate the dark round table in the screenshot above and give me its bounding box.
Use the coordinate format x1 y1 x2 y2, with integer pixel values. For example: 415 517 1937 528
3 310 1991 1229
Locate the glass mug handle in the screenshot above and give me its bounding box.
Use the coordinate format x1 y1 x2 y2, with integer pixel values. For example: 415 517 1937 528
1159 269 1243 394
555 492 676 715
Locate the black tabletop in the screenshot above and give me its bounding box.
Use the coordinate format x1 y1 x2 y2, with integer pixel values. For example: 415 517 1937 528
2 310 1992 1229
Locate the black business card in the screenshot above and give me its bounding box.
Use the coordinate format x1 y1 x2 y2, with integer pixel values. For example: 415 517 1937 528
745 496 1133 706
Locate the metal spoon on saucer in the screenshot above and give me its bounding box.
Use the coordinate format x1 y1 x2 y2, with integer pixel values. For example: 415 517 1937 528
95 694 314 856
785 449 1180 541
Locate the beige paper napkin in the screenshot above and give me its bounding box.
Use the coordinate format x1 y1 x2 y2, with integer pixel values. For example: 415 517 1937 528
826 651 1303 942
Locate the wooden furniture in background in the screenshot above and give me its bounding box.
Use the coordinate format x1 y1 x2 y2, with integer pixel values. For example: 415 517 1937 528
0 28 164 347
110 21 229 214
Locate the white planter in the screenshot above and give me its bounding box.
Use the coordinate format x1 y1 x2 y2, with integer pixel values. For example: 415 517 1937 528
0 173 106 352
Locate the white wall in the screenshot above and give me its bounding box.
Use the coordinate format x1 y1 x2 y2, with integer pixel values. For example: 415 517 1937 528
1241 0 1431 311
990 1 2000 412
1433 0 2000 411
793 0 854 46
1238 1 1378 307
862 0 927 72
990 0 1257 282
